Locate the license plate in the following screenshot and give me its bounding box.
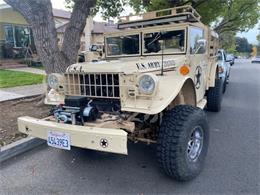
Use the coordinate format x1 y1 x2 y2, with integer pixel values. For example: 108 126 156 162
47 131 71 150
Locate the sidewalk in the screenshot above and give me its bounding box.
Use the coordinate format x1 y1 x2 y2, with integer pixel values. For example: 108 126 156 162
0 84 45 102
6 67 46 75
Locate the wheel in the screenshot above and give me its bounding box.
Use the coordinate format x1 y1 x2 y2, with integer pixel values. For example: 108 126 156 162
157 105 209 181
207 78 223 112
223 77 227 94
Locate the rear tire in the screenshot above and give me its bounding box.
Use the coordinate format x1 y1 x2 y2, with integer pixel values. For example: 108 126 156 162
223 77 227 94
157 105 209 181
207 78 223 112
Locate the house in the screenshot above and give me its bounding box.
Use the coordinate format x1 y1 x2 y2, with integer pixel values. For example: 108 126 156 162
0 4 71 59
84 18 118 51
0 3 117 59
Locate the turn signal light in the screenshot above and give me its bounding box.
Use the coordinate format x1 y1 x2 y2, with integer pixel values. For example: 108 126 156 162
218 67 224 73
180 65 190 75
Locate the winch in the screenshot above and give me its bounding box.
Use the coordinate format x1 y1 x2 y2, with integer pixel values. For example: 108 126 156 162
53 96 99 125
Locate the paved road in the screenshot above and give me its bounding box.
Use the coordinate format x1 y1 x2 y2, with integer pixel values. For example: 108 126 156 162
1 60 259 194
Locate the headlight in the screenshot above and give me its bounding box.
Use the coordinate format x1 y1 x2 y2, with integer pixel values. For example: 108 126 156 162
138 74 157 95
48 73 62 90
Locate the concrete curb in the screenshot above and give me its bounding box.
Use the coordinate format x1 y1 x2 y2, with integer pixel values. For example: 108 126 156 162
0 94 41 103
0 137 45 163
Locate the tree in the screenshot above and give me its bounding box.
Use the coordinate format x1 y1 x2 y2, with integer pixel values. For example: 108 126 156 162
219 32 236 53
235 37 253 53
4 0 96 74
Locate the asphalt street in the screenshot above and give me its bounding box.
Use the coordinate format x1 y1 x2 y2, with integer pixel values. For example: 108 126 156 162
1 59 259 195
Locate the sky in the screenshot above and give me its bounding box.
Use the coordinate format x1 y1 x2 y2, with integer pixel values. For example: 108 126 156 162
1 0 259 44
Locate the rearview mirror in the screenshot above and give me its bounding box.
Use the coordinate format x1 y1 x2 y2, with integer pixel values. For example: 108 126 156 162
90 45 98 52
196 39 207 47
195 39 207 54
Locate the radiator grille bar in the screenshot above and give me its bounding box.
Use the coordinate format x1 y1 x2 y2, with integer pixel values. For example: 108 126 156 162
64 73 120 99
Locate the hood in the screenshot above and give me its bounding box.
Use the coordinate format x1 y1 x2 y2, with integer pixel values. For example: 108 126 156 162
67 55 186 74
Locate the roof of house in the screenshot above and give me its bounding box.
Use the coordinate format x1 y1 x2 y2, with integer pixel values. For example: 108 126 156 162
56 22 69 33
0 4 71 19
92 22 118 34
0 4 10 9
52 8 71 19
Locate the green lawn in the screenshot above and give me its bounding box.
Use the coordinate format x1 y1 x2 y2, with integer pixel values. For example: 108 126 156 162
0 69 45 88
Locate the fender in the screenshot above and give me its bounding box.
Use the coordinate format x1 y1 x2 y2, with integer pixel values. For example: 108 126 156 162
208 61 218 88
121 75 194 115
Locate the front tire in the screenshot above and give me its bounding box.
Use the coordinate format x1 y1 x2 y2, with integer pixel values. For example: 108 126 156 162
157 105 209 181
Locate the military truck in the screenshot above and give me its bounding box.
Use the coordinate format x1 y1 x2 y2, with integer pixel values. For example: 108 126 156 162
18 6 222 181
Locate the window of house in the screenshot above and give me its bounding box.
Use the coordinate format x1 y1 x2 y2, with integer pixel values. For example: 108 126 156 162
4 25 32 48
14 26 31 47
189 27 205 54
4 25 14 46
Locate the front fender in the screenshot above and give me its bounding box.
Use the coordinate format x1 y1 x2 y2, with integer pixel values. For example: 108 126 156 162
121 75 190 115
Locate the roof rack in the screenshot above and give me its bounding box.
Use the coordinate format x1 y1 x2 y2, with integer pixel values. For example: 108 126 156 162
118 5 201 29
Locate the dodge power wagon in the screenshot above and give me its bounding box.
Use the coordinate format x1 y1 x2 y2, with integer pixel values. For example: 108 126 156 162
18 6 222 181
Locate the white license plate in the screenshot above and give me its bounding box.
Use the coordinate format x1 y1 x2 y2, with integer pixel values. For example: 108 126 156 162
47 131 71 150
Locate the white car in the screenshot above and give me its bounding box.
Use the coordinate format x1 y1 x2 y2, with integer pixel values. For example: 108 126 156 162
217 49 231 93
251 56 260 63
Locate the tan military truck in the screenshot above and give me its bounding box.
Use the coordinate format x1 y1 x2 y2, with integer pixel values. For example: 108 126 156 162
18 6 222 181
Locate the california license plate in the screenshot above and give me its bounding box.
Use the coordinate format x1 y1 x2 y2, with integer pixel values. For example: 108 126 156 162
47 131 71 150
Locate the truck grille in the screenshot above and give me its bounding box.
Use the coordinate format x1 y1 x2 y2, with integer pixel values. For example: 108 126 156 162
64 73 120 99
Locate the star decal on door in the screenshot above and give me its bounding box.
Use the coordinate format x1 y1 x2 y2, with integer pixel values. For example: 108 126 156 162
194 66 202 89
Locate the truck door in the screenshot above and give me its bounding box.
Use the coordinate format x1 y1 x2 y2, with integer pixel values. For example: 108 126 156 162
188 27 208 102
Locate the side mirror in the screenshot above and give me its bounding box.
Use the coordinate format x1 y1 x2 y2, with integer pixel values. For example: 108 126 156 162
225 56 232 62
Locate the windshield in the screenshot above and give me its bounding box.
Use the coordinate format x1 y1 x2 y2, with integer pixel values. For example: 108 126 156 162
217 52 223 61
143 30 185 54
106 34 140 56
105 29 185 57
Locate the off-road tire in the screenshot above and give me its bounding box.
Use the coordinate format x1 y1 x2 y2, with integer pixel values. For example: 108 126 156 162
157 105 209 181
207 78 223 112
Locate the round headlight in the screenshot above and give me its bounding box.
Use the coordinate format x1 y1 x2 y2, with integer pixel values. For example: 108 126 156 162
47 74 59 90
138 74 157 95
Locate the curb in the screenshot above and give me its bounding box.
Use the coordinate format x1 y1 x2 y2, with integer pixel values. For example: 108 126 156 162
0 94 41 103
0 137 45 163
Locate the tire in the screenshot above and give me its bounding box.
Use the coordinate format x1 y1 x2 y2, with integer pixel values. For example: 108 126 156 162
157 105 209 181
223 77 227 94
207 78 223 112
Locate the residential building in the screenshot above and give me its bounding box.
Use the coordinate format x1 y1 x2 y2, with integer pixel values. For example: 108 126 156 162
0 3 117 59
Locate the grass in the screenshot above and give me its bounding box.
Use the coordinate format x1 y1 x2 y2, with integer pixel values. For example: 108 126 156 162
0 69 45 88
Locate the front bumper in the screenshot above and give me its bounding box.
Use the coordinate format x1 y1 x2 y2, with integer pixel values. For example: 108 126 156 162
18 116 128 155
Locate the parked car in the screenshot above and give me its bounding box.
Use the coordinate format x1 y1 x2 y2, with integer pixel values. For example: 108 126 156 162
226 54 235 66
218 49 231 93
251 56 260 63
